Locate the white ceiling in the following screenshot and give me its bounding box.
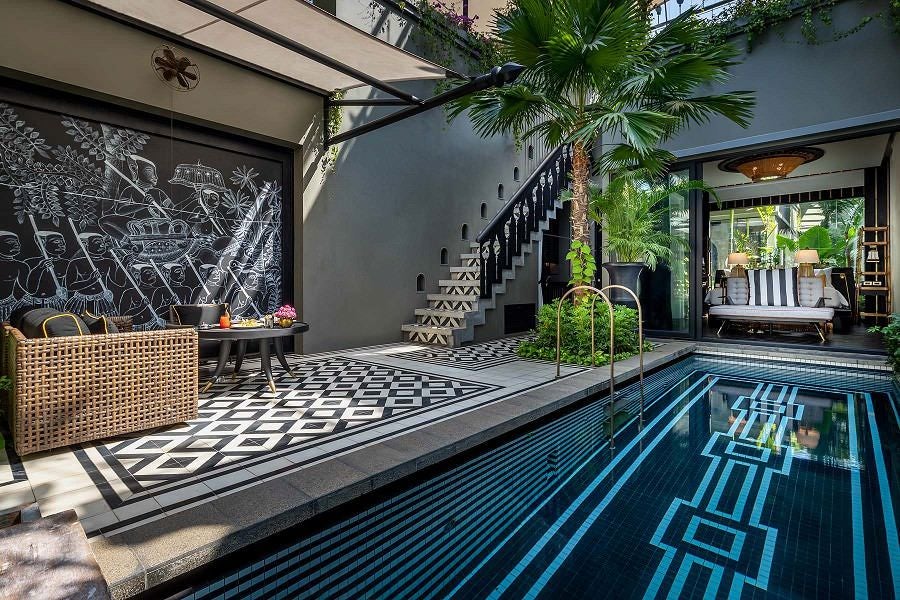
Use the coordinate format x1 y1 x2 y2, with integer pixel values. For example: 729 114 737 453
82 0 450 94
702 134 890 201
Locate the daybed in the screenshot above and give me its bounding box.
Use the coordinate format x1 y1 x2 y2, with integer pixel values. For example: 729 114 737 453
708 269 834 342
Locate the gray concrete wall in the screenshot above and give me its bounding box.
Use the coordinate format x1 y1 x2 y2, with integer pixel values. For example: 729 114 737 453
0 0 548 354
300 0 545 352
474 243 540 342
664 0 900 159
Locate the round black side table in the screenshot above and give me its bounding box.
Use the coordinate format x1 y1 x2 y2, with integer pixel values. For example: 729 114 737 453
198 321 310 392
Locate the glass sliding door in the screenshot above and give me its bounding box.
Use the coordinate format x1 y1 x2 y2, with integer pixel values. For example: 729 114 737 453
639 168 692 334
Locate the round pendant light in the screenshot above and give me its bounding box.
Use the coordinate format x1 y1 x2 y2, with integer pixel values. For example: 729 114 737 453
718 147 824 183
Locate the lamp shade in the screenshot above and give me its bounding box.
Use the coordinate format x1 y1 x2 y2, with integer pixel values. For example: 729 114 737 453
727 252 749 265
795 249 820 264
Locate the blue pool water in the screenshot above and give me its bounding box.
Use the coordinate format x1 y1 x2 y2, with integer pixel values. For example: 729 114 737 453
182 355 900 599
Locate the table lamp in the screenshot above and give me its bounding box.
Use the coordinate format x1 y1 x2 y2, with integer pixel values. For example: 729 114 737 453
795 249 819 277
727 252 749 277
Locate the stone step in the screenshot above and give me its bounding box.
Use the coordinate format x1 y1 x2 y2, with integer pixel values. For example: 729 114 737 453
401 323 463 335
439 279 480 288
414 308 472 319
426 293 479 303
449 266 479 273
459 253 480 260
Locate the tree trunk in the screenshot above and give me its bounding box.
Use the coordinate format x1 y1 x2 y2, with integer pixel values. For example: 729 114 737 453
570 141 592 250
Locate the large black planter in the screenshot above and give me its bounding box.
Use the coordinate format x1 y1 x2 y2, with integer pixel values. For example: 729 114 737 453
602 262 646 306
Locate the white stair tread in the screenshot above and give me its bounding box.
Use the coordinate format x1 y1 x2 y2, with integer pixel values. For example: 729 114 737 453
401 324 463 334
439 279 480 287
449 266 480 273
427 293 479 302
414 308 473 318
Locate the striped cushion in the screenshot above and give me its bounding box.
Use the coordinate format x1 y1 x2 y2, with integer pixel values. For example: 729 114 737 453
747 268 799 307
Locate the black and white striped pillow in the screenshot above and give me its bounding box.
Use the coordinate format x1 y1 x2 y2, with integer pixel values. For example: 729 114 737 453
747 268 799 306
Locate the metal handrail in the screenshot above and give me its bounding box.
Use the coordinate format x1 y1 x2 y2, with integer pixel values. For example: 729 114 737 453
600 285 646 428
555 285 647 450
476 145 566 244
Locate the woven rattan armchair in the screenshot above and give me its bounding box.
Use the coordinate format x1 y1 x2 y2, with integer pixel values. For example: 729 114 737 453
1 322 198 455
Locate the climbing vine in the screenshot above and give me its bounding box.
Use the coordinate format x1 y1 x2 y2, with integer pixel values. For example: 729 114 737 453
322 89 344 173
704 0 895 51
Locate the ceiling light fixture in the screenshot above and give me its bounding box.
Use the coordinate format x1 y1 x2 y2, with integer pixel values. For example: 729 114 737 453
718 147 824 183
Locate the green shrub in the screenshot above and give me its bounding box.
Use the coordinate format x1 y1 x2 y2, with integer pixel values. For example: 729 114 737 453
869 315 900 374
517 299 651 366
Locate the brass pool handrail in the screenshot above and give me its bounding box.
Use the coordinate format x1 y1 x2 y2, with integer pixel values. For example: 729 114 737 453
555 285 617 447
599 285 646 428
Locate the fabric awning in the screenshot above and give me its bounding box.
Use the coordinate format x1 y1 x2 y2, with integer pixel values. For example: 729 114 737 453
78 0 456 96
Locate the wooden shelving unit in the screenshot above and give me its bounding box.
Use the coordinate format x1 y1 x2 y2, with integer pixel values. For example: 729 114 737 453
856 225 891 322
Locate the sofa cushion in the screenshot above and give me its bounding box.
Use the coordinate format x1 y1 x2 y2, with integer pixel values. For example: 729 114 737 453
709 304 834 323
748 268 799 307
7 304 43 329
798 277 825 308
726 277 749 305
19 309 88 338
81 313 119 335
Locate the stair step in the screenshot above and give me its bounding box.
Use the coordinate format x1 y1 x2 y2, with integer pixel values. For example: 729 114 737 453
449 266 479 273
414 308 472 319
460 253 480 260
401 324 463 335
439 279 480 287
427 293 479 302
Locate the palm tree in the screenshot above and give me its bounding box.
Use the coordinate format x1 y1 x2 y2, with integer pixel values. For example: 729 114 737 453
450 0 755 272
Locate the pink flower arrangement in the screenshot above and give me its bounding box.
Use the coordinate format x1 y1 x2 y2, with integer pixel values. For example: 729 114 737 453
274 304 296 320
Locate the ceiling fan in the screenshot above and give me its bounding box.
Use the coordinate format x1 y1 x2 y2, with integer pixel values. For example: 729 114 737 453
152 45 199 91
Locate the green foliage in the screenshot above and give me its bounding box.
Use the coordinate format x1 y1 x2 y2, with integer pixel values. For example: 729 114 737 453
776 225 848 265
704 0 888 52
517 299 651 366
565 239 596 287
0 376 9 392
322 89 344 173
587 172 708 269
868 314 900 374
448 0 755 177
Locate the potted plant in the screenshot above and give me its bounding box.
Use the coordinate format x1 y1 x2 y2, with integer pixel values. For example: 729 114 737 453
589 172 712 303
273 304 296 328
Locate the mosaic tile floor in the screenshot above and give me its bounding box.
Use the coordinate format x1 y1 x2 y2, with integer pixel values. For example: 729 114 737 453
0 337 586 537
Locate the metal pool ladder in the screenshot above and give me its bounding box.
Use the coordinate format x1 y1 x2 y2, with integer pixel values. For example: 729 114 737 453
554 285 646 449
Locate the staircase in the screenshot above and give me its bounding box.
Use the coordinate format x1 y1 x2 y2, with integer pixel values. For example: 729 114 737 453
402 146 572 347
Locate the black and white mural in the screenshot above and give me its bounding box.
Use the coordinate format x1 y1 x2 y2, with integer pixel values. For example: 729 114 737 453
0 100 284 329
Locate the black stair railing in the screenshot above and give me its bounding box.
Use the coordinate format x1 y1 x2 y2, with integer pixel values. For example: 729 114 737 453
475 145 572 298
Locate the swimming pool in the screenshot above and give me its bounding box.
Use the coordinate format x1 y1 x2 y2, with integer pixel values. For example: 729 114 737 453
175 355 900 599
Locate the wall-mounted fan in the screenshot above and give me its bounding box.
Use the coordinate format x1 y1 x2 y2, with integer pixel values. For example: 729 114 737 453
152 45 199 91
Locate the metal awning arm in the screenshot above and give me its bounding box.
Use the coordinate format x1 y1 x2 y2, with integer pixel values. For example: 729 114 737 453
325 62 523 147
178 0 425 105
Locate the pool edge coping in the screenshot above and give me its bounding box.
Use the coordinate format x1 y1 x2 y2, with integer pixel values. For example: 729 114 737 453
96 340 891 599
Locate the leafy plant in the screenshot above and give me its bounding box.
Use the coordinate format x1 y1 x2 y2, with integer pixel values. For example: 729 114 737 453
517 299 651 366
322 89 344 173
868 314 900 374
586 172 710 270
565 239 596 287
449 0 754 287
776 224 848 265
704 0 887 51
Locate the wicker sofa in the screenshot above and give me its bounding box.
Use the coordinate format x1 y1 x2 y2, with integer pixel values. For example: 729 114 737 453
1 320 198 455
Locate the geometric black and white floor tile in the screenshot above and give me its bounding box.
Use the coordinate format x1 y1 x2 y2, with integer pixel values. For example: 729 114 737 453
76 356 498 506
0 340 586 538
393 336 526 370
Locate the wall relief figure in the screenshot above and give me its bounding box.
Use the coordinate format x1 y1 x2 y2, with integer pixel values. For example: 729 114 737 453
0 101 283 328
